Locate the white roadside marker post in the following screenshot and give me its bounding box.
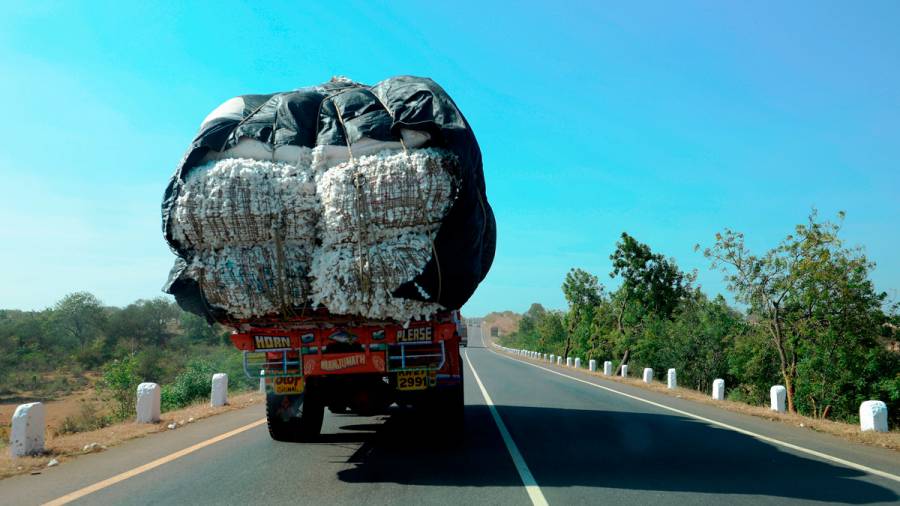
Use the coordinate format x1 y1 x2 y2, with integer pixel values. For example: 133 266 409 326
712 379 725 400
136 383 161 423
557 356 562 365
574 358 582 369
566 357 573 367
667 368 677 389
621 364 629 377
259 370 266 393
10 402 44 457
589 359 597 372
211 373 229 407
603 361 612 375
643 368 653 383
770 385 786 413
549 354 555 364
859 401 888 432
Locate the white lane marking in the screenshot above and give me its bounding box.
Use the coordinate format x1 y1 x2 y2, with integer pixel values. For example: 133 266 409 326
464 350 549 506
43 418 267 505
490 347 900 484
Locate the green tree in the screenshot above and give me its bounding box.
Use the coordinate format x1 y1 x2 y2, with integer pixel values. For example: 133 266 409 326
701 210 887 414
561 268 603 358
608 233 693 370
50 292 107 352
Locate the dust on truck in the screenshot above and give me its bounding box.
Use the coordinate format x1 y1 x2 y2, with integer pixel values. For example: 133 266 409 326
231 310 466 440
161 76 495 441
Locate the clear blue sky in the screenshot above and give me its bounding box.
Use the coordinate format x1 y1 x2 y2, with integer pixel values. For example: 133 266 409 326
1 1 898 316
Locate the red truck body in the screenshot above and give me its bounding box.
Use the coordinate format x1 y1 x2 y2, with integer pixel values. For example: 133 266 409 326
229 311 465 440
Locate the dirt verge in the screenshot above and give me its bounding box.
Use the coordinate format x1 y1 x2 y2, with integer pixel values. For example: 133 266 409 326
496 346 900 452
0 392 263 480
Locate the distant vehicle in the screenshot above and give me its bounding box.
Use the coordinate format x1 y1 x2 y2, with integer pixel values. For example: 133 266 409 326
454 311 468 347
231 310 464 441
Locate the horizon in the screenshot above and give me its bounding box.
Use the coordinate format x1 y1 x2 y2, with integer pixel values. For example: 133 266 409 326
1 2 898 316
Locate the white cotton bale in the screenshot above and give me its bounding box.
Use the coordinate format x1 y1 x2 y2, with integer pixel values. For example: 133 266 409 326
136 383 161 423
566 357 573 367
621 365 629 377
211 373 229 407
643 368 653 383
770 385 786 413
667 369 677 389
859 400 888 433
712 379 725 400
603 361 612 375
574 358 582 369
589 359 598 372
10 402 44 457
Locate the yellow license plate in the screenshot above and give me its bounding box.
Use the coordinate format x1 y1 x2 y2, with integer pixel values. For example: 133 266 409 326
396 370 429 391
273 376 304 394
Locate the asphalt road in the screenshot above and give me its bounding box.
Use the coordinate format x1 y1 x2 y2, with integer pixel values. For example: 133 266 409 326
3 326 899 505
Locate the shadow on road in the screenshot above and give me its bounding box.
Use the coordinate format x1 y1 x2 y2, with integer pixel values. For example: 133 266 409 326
331 405 898 504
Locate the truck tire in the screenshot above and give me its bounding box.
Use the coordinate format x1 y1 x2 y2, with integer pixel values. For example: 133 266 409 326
427 372 464 435
265 389 324 442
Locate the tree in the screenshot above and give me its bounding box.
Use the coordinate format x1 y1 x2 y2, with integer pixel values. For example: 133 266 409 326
609 233 693 370
700 210 886 414
562 268 603 358
50 292 107 352
108 298 181 348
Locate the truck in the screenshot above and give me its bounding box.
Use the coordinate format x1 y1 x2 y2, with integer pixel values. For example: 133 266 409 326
230 310 465 441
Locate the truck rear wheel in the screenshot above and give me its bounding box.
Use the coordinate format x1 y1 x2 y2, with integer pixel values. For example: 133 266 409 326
266 389 324 442
426 372 464 435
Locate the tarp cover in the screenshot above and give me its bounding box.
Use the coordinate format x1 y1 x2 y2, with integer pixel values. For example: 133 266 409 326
162 76 495 322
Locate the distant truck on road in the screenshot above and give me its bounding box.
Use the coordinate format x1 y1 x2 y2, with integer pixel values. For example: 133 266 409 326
230 310 466 441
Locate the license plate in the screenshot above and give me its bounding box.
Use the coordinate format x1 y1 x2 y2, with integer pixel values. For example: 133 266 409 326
396 370 429 391
273 376 304 394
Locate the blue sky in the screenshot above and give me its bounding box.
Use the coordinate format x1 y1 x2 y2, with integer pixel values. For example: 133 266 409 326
1 1 898 316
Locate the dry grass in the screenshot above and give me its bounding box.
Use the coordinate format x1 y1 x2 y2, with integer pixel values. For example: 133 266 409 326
0 392 263 480
501 348 900 452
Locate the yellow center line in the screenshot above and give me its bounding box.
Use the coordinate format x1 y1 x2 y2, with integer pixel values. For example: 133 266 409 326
43 418 267 506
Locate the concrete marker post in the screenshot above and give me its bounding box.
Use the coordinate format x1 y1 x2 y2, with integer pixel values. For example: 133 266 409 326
860 401 888 432
643 368 653 383
211 373 228 407
566 357 573 367
603 361 612 375
770 385 786 413
557 356 562 365
549 354 555 364
259 370 266 394
574 358 582 369
667 368 677 389
712 378 725 400
10 402 45 457
589 359 597 372
136 383 161 423
621 364 629 377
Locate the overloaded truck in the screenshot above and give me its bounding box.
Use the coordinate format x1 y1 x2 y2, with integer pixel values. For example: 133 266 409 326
161 76 495 441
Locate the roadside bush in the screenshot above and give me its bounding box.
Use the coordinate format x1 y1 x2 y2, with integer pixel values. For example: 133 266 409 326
98 356 140 421
56 401 112 435
161 360 215 412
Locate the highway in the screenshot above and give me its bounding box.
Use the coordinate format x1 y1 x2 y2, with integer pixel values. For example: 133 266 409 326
2 326 899 505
